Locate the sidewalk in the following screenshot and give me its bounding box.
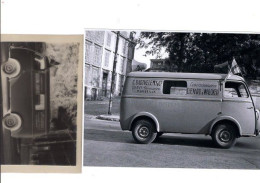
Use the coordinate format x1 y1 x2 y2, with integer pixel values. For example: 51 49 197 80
96 114 119 121
85 113 120 122
85 97 120 122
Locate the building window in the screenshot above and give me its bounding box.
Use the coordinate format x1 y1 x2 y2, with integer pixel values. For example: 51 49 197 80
92 67 99 87
163 80 187 95
85 64 91 85
95 31 104 45
94 45 102 65
123 41 128 55
104 50 110 67
106 33 112 47
120 57 125 73
85 31 95 42
118 38 123 54
85 40 92 63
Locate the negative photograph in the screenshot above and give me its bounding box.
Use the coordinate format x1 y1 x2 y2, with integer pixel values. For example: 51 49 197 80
1 34 83 173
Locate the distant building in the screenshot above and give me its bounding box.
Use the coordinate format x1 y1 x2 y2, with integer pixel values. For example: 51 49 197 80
150 59 168 71
147 59 177 72
84 30 136 100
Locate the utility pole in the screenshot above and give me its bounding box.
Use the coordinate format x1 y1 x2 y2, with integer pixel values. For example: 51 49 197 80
108 31 120 115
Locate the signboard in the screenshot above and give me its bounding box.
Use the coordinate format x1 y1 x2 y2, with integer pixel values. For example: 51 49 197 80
132 79 163 94
187 80 219 96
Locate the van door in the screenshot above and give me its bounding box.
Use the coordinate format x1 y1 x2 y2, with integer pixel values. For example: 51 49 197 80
222 81 255 135
160 80 222 134
181 80 222 134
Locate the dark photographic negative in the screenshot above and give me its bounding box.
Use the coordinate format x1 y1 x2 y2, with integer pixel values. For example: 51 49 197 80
1 35 83 172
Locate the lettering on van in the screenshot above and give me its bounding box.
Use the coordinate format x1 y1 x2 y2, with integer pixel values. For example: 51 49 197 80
132 79 163 94
187 81 219 96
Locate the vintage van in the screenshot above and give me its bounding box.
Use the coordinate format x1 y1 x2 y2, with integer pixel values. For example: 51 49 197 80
1 46 50 138
120 72 260 148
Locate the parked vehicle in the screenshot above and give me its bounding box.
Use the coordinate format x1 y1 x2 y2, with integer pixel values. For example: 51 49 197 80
1 46 50 138
120 72 260 148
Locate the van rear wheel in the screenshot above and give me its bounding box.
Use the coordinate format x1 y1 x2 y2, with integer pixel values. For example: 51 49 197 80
2 58 21 78
132 119 157 144
2 113 22 132
212 124 237 149
156 132 163 138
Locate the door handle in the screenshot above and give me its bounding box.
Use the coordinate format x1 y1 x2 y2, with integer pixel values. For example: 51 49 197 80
247 106 253 109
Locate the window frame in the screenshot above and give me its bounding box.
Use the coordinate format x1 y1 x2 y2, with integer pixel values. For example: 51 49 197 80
223 81 250 100
163 80 188 95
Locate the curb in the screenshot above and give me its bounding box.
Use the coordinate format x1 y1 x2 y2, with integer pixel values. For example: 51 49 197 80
96 114 120 122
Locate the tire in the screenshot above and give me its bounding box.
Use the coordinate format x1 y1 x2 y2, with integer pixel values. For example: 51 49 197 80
2 113 22 132
156 132 163 138
132 119 157 144
3 62 17 74
212 124 237 149
2 58 21 78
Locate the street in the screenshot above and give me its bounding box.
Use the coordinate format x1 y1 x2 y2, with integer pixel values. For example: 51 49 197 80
84 117 260 169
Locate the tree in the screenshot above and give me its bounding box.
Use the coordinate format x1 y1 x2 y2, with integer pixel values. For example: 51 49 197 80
137 32 260 79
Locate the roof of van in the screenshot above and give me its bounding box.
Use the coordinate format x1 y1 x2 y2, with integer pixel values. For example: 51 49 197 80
127 72 244 81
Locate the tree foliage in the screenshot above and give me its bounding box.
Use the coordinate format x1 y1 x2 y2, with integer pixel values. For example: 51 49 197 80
137 32 260 78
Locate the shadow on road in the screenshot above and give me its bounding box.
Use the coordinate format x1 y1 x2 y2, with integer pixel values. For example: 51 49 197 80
85 128 218 148
154 135 216 148
84 129 134 144
233 140 260 150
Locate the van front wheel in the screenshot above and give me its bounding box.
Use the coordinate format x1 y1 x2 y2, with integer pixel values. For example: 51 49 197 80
212 124 237 149
132 119 157 144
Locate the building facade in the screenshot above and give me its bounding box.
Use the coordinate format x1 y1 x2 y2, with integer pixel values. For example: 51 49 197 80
84 30 136 100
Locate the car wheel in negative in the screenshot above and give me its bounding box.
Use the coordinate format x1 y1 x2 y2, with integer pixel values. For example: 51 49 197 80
132 119 157 144
2 113 22 132
2 58 21 78
212 124 237 149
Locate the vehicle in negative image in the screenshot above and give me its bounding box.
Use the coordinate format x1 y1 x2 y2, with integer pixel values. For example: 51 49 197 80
120 71 260 148
1 46 50 138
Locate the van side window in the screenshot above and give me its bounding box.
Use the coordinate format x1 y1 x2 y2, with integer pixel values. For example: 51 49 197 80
224 82 249 98
163 81 187 95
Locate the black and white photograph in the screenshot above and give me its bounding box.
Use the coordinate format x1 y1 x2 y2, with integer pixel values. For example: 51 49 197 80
1 35 83 172
84 30 260 169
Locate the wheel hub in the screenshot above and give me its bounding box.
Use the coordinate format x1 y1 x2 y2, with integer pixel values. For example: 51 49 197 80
4 63 16 74
3 116 18 128
219 130 231 142
138 126 149 138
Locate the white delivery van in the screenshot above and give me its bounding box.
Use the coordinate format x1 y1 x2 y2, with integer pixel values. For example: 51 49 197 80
120 72 260 148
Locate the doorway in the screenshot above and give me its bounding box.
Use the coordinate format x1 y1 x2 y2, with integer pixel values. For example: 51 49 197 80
102 72 108 97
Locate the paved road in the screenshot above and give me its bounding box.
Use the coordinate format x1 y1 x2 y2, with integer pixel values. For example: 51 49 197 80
84 117 260 169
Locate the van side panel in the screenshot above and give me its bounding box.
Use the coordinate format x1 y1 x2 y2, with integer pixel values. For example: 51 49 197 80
222 100 255 135
120 96 221 134
179 99 221 133
120 76 222 134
